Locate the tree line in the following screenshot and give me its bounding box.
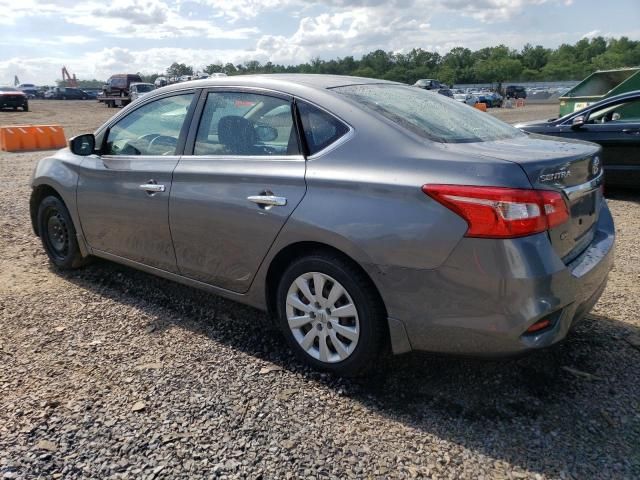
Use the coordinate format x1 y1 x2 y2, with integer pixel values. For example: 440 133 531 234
59 36 640 87
159 36 640 86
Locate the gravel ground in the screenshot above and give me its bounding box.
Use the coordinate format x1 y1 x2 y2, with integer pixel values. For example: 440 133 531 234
1 101 639 479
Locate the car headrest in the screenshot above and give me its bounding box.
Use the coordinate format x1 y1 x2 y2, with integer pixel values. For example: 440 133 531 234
218 116 256 155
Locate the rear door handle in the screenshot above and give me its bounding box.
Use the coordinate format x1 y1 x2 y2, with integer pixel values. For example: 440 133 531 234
139 183 166 193
247 195 287 207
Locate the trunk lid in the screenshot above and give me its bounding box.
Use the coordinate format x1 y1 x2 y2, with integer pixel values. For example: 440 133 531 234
446 134 603 263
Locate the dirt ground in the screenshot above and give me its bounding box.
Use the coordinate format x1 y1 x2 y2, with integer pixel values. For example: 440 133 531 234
0 100 638 479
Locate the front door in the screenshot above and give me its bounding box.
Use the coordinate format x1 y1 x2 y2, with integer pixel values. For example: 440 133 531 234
170 90 306 293
562 97 640 186
77 92 196 272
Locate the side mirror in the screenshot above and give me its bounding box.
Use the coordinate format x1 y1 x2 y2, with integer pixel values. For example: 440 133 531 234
69 133 96 156
571 116 586 129
255 125 278 142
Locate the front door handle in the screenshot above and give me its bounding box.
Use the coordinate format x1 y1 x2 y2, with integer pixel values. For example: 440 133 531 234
247 195 287 207
139 183 166 193
622 128 640 135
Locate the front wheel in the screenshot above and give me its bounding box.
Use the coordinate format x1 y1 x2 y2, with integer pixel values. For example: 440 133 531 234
37 195 87 269
276 253 386 376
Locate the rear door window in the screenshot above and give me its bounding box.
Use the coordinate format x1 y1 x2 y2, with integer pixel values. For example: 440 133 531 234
193 91 298 156
297 101 349 155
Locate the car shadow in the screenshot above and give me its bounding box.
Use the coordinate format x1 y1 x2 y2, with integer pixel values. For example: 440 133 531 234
605 186 640 204
58 259 640 478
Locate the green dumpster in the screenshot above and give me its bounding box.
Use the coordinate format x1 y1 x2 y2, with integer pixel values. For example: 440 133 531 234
559 67 640 116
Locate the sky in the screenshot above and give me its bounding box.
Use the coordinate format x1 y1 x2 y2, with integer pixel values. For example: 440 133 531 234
0 0 638 85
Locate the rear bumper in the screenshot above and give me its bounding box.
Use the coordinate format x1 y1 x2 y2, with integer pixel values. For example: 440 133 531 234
369 201 615 355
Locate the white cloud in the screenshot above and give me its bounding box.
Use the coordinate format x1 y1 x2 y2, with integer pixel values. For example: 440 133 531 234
0 0 637 85
581 29 601 39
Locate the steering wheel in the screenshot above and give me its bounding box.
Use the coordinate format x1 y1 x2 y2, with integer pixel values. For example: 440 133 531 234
148 135 178 155
137 133 161 144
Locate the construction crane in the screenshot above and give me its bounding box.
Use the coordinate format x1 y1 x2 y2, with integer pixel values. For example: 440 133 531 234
61 66 78 87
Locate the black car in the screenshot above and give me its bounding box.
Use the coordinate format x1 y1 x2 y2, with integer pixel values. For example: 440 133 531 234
516 91 640 187
0 86 29 111
437 88 454 98
44 87 89 100
505 85 527 99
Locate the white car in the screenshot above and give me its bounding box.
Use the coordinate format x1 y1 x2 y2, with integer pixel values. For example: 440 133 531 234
129 83 155 101
453 93 479 106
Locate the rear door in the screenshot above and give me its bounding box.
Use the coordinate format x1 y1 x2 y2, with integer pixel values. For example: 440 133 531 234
77 91 197 272
170 89 306 293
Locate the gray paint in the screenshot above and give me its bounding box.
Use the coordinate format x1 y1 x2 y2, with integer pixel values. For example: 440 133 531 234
30 74 615 356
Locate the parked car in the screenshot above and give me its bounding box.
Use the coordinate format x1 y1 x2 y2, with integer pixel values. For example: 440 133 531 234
44 87 89 100
437 88 454 98
82 89 100 100
453 92 479 106
413 79 442 90
30 75 614 375
505 85 527 99
476 91 502 108
129 82 155 101
516 90 640 187
102 74 143 97
154 76 168 88
0 86 28 111
19 87 40 99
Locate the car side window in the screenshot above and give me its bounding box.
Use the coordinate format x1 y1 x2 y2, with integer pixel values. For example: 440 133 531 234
297 101 349 155
194 92 298 156
588 99 640 124
104 93 194 156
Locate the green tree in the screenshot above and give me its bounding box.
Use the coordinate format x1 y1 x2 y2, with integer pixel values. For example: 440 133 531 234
166 62 193 77
204 63 223 74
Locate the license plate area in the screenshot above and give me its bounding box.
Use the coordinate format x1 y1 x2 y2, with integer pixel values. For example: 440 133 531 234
570 190 598 240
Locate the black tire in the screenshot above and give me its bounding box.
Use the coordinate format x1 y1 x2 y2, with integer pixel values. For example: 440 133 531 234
276 252 386 376
62 96 67 100
12 106 17 111
37 195 87 269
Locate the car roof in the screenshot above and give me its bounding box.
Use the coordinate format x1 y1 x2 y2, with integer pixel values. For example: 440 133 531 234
160 74 399 94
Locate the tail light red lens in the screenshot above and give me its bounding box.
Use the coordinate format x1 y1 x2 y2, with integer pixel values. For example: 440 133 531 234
423 184 569 239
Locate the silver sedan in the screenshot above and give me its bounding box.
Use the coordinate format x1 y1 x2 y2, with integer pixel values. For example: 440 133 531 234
30 75 614 375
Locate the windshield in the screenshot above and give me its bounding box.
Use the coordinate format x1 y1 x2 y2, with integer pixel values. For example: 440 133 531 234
333 84 523 143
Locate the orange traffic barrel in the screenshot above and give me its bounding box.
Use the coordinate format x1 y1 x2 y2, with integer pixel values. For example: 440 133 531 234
474 102 487 112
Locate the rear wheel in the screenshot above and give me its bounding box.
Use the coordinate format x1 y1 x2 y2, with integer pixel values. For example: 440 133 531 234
37 196 87 269
276 252 386 376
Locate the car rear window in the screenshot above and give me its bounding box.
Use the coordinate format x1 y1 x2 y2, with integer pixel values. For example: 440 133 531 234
333 84 523 143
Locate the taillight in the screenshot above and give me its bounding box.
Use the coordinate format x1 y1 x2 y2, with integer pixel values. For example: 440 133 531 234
423 184 569 239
